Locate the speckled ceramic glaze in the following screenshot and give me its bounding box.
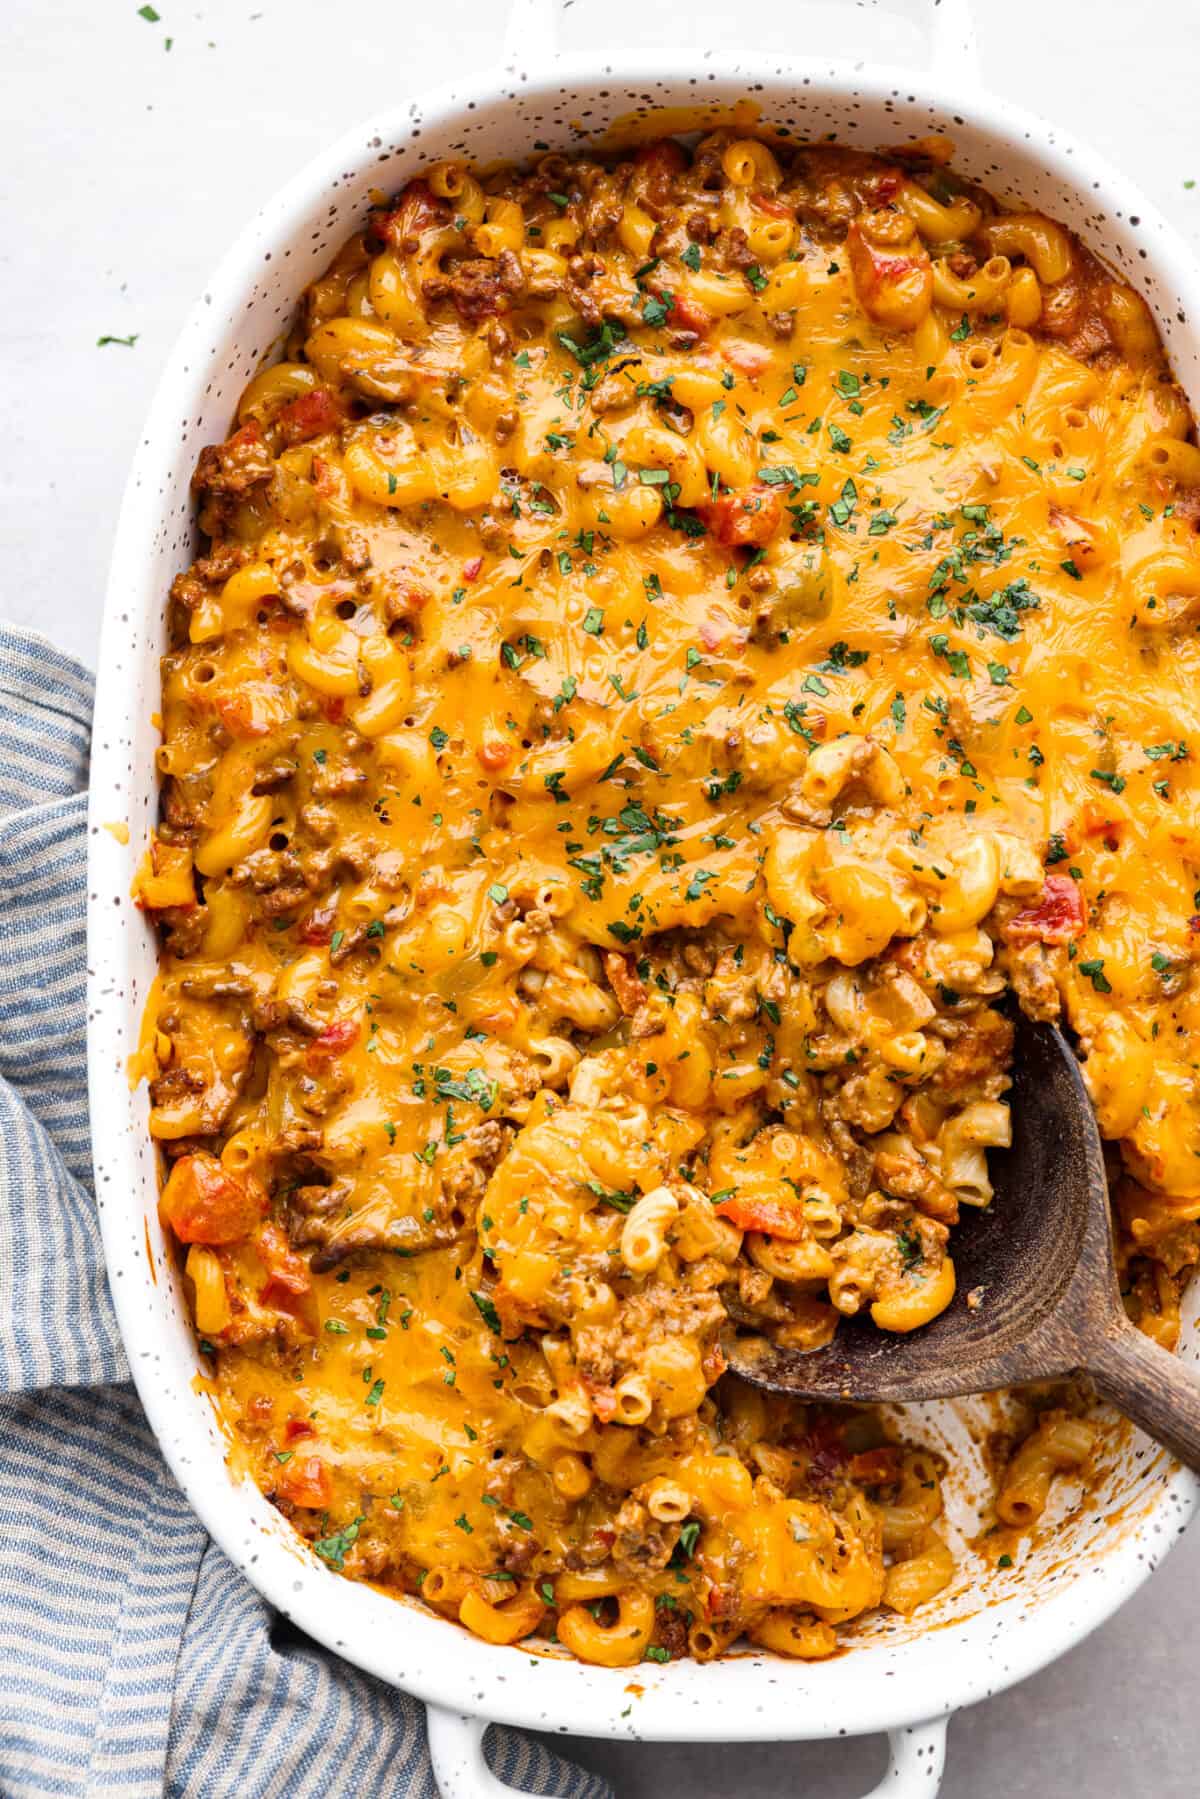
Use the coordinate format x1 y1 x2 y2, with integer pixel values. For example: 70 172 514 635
87 2 1200 1792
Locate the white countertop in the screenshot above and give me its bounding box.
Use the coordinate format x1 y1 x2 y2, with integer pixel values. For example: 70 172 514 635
5 0 1197 1792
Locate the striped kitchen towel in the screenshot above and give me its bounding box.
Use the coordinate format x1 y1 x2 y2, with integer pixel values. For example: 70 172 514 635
0 623 609 1799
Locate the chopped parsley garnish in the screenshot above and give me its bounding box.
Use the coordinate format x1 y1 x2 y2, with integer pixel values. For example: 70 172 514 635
314 1516 364 1570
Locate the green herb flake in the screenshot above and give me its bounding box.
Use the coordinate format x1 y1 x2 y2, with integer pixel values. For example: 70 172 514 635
314 1516 364 1570
470 1290 502 1334
1078 958 1112 993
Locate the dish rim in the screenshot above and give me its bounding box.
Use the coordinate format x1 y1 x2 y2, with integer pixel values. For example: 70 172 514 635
88 45 1200 1746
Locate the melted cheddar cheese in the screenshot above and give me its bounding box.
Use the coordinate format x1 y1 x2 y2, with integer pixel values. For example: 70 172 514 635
138 131 1200 1664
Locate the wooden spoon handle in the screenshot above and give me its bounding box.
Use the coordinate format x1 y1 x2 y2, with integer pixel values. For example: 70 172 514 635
1087 1324 1200 1473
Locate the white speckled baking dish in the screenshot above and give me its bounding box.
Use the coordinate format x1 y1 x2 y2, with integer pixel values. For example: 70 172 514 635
87 1 1200 1792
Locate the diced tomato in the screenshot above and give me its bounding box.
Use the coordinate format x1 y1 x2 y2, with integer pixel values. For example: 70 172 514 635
387 578 430 616
304 1018 360 1068
376 179 446 246
634 140 687 177
705 1582 738 1619
298 905 336 945
589 1389 618 1424
284 1417 316 1442
257 1222 314 1320
276 387 343 446
320 697 345 724
713 1191 807 1238
869 169 904 205
1073 803 1123 847
846 220 932 331
1004 874 1085 946
276 1454 332 1509
199 419 266 478
160 1153 263 1245
697 482 783 549
462 556 483 582
211 690 274 738
311 455 349 504
699 611 746 651
664 289 713 338
751 191 793 218
721 340 771 378
803 1423 851 1486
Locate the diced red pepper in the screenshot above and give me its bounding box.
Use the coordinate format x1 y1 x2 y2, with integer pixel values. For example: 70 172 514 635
1005 874 1085 946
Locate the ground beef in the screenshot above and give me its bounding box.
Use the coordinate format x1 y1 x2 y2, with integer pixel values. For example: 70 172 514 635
441 1121 512 1207
929 1009 1014 1104
1004 942 1063 1023
713 225 755 269
651 1606 690 1661
611 1498 677 1578
193 422 274 498
423 251 525 321
573 1282 726 1389
156 904 207 956
307 1208 464 1272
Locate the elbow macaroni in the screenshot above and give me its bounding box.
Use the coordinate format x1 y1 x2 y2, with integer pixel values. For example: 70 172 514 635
144 126 1195 1669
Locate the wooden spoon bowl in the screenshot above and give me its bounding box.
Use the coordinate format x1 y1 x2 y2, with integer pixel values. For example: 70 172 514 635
725 1012 1200 1470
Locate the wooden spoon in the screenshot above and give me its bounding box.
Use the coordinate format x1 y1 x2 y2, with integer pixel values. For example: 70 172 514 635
724 1011 1200 1470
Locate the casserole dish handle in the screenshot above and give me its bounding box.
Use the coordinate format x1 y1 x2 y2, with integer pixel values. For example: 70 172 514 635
427 1706 950 1797
502 0 979 87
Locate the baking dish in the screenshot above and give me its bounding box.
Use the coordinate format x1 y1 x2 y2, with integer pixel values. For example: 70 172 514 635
87 0 1200 1792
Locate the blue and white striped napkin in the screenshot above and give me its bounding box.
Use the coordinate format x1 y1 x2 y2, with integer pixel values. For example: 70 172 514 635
0 624 609 1799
